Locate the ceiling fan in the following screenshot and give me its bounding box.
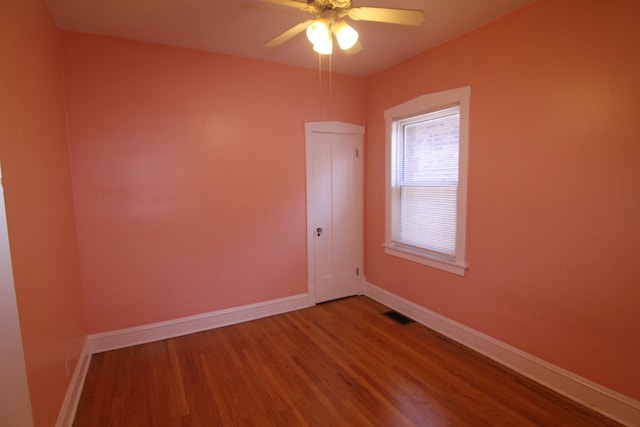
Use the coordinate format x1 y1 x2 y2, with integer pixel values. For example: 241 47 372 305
263 0 425 55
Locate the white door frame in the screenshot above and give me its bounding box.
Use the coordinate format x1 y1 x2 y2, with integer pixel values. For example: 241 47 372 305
304 121 365 306
0 164 35 426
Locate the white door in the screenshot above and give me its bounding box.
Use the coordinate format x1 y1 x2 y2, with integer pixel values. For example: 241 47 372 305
305 122 364 304
0 164 35 426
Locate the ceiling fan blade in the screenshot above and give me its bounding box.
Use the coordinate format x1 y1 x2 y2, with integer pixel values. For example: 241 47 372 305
260 0 311 11
348 7 425 26
265 20 314 48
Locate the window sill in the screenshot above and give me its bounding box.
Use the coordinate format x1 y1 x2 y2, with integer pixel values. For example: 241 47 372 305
383 245 468 276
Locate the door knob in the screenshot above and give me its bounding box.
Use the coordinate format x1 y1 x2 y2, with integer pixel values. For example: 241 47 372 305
316 227 323 236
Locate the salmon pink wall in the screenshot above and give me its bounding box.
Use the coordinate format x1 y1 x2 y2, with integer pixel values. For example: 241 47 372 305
0 0 86 425
62 32 366 333
365 0 640 400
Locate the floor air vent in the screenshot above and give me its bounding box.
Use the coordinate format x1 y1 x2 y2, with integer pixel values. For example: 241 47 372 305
383 310 414 325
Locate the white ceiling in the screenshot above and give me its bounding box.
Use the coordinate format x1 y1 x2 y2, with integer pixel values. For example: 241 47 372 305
45 0 536 77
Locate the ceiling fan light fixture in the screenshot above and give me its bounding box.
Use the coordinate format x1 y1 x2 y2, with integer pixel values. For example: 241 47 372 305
306 19 330 46
332 20 359 50
313 37 333 55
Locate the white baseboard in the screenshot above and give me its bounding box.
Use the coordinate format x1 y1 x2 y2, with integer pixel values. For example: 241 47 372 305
364 282 640 426
89 293 310 353
56 338 92 427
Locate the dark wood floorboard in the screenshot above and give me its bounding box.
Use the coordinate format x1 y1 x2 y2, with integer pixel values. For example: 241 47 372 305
73 296 621 426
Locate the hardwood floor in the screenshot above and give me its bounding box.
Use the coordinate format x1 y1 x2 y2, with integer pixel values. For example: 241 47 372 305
74 296 620 426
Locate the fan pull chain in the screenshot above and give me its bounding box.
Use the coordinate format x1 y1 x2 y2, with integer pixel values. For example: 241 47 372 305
318 52 322 94
316 52 335 119
318 53 323 118
329 53 332 98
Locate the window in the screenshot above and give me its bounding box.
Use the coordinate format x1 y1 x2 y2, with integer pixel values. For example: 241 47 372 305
384 87 470 275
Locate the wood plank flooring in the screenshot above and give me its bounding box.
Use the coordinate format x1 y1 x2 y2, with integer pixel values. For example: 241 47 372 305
74 296 620 426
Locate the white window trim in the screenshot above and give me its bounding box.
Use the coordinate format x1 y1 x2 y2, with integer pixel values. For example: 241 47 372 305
384 86 470 276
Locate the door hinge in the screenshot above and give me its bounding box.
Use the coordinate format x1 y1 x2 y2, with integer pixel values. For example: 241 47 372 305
356 267 359 276
356 148 359 158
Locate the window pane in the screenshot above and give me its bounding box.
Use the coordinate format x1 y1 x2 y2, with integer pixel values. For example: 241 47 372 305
385 86 470 274
401 110 459 185
392 106 460 257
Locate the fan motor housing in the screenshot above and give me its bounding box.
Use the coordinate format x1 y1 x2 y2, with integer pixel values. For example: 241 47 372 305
309 0 351 11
